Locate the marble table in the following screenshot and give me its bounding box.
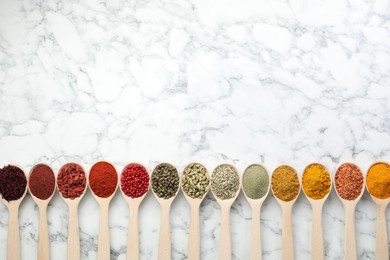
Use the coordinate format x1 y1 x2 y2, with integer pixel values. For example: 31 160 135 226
0 0 389 259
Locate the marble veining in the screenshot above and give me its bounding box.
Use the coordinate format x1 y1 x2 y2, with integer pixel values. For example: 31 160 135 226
0 0 390 259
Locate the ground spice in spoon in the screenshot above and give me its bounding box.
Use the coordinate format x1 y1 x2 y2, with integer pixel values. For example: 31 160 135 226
242 164 269 200
335 163 363 201
302 163 331 200
271 165 300 202
0 165 27 201
152 163 179 199
57 163 86 200
366 162 390 199
89 161 118 198
121 163 150 198
29 164 55 200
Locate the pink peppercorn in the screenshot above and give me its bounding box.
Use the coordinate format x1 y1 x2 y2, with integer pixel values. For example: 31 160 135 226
121 164 150 198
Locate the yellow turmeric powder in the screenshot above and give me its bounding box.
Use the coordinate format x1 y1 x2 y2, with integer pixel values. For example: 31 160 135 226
302 163 331 200
366 162 390 199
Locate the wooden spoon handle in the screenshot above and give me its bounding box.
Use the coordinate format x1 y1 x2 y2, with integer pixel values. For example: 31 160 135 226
219 206 232 260
67 203 80 260
375 203 389 260
98 203 110 260
188 203 200 260
344 203 357 260
158 205 171 260
7 204 20 260
38 205 50 260
281 204 294 260
311 202 324 260
249 204 262 260
127 204 140 260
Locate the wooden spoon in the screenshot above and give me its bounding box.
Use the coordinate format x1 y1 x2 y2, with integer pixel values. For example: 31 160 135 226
151 163 180 260
334 163 364 260
57 163 88 260
181 162 210 260
241 164 270 260
120 163 150 260
28 164 56 260
0 165 27 260
366 161 390 260
301 163 332 260
89 161 118 260
271 165 300 260
210 163 241 260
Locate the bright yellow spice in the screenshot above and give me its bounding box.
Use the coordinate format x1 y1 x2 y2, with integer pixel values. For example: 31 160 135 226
302 163 331 200
367 162 390 199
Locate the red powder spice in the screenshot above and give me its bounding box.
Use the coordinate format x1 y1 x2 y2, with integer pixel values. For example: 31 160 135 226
89 161 118 198
29 164 55 200
0 165 27 201
335 163 364 200
57 163 86 200
121 164 149 198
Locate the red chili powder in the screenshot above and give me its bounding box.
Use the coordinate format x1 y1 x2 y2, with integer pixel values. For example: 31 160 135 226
0 165 27 201
57 163 86 200
121 164 149 198
89 161 118 198
335 163 364 200
29 164 55 200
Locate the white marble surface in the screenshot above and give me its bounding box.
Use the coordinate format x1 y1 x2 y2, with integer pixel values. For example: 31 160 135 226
0 0 390 259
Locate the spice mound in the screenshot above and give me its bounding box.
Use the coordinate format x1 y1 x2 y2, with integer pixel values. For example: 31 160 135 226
121 163 150 198
302 163 331 200
242 164 269 200
182 163 209 199
57 163 86 200
211 164 240 200
0 165 27 201
335 163 363 201
89 161 118 198
366 162 390 199
271 165 300 202
29 164 55 200
152 163 179 199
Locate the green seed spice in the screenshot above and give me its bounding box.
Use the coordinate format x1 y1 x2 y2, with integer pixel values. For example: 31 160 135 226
152 163 179 199
243 164 269 199
182 163 210 199
211 164 240 200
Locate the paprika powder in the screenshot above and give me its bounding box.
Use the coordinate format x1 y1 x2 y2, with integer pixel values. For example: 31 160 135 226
89 161 118 198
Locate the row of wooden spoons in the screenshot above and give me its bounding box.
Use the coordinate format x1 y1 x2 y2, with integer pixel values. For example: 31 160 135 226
1 161 389 260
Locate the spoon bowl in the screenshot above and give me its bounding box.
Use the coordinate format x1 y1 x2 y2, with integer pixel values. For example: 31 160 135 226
242 164 270 260
210 163 241 260
151 163 180 260
57 163 88 260
28 163 56 260
120 163 150 260
181 162 210 260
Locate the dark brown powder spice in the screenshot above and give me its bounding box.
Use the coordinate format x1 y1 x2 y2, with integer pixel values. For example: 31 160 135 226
0 165 27 201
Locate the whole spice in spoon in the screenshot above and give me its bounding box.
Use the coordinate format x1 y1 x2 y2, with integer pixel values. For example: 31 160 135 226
182 163 209 199
335 163 363 201
366 162 390 199
242 164 269 200
29 164 55 200
211 164 240 200
271 165 300 202
0 165 27 201
152 163 179 199
57 163 86 200
121 163 150 198
89 161 118 198
302 163 331 200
